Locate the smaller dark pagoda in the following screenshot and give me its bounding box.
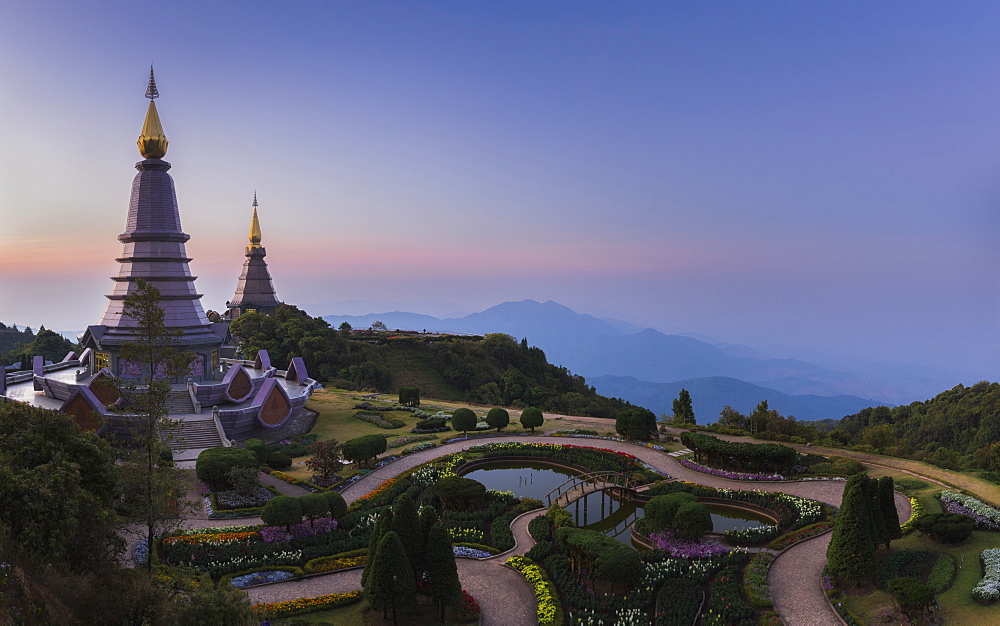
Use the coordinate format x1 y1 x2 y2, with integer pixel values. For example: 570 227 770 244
226 194 281 320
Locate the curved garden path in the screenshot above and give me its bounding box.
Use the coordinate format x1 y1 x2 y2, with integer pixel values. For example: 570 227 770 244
191 435 911 625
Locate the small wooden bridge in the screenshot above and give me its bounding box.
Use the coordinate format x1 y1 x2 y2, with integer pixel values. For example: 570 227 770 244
544 471 640 507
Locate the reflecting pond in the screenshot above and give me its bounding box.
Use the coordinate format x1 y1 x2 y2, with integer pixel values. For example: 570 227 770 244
464 461 774 548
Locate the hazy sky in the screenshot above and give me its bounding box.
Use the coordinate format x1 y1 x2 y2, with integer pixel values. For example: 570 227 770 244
2 2 999 379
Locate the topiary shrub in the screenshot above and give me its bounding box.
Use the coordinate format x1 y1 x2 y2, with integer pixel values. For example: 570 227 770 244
268 452 292 469
913 513 976 544
486 408 510 433
299 493 329 525
324 491 348 519
451 408 477 434
643 493 697 534
519 407 544 433
261 495 303 531
244 438 268 464
672 500 713 539
196 447 260 490
434 476 486 512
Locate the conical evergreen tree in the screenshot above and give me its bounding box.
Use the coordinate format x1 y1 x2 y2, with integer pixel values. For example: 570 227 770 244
417 504 439 579
366 531 417 625
362 511 391 587
392 493 422 577
425 522 462 621
827 474 877 584
879 476 902 547
864 475 887 548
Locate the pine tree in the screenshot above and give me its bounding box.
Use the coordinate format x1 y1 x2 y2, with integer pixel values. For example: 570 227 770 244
392 493 422 576
365 531 417 625
879 476 902 547
826 474 877 583
864 475 887 548
672 388 696 425
362 512 391 587
424 522 462 620
418 505 439 579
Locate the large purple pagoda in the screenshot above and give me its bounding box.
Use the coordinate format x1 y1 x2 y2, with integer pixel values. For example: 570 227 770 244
80 68 227 382
225 193 282 320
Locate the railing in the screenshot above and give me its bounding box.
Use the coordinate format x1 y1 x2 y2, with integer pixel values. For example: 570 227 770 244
544 471 639 506
211 406 233 447
185 379 202 414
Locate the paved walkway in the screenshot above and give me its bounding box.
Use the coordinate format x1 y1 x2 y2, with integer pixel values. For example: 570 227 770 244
161 434 913 625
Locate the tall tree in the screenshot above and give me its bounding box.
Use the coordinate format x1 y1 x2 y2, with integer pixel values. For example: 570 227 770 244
111 279 195 570
519 407 544 433
424 522 462 620
365 531 417 625
451 408 477 435
362 512 392 587
391 493 422 576
672 388 696 425
878 476 902 548
749 400 771 434
486 407 510 433
826 474 876 584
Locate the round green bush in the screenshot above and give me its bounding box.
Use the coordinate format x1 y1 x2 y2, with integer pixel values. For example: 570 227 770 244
672 500 713 539
299 493 329 521
451 408 478 433
268 452 292 469
912 513 975 543
486 407 510 432
196 447 260 490
324 491 348 519
245 438 268 464
434 475 486 511
261 495 303 529
643 493 697 534
519 407 544 432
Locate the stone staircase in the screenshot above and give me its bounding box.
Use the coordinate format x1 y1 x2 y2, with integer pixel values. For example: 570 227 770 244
165 390 196 415
163 419 222 452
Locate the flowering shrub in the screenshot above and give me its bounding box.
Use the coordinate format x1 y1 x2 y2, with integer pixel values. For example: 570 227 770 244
252 589 362 618
162 530 260 546
973 549 1000 603
680 458 784 481
259 517 337 543
649 531 735 558
900 497 923 533
767 522 833 551
308 555 366 573
229 570 295 588
506 556 563 625
724 524 779 545
172 524 261 536
385 434 437 449
940 491 1000 529
701 566 755 625
453 546 493 558
353 478 397 505
447 526 484 542
457 590 481 622
742 552 774 607
214 486 276 509
402 441 437 455
134 539 149 564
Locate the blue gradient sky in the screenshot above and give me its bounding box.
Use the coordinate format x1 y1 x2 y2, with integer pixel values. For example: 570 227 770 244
1 2 999 379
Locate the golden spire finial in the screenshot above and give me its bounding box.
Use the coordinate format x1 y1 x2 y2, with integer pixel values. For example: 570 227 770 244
137 66 168 159
249 193 262 249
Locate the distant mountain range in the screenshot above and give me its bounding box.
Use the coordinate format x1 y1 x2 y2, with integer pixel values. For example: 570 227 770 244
588 375 874 422
321 299 963 420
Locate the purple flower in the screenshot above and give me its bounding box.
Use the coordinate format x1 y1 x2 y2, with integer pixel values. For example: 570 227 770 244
260 517 338 543
679 459 784 481
649 531 732 558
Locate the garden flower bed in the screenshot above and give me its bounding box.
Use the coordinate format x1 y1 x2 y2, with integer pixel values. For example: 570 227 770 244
229 570 296 588
457 590 481 622
453 545 493 558
648 531 735 558
939 490 1000 529
742 552 774 607
974 549 1000 604
251 589 362 618
724 524 779 545
506 556 563 626
679 458 784 481
900 496 923 533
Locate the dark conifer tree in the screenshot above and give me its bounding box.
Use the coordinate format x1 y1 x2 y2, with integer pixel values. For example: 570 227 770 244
391 493 422 576
879 476 903 547
365 531 417 625
362 512 391 587
827 474 877 583
424 522 462 620
864 475 887 548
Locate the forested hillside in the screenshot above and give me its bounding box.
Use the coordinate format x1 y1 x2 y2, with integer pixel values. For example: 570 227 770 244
1 325 77 368
231 305 637 418
837 381 1000 471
